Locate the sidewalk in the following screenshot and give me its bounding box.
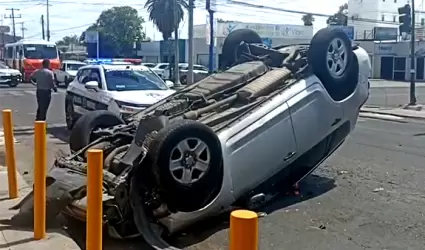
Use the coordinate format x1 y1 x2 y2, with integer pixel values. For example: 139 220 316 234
369 79 425 88
0 164 80 249
360 105 425 120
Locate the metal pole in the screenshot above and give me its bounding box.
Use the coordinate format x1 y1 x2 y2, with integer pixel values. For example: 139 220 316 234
208 10 215 72
410 0 417 105
96 31 99 59
11 9 16 42
187 0 194 85
46 0 50 41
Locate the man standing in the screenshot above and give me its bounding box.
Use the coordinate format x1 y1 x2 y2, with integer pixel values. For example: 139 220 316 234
32 59 57 121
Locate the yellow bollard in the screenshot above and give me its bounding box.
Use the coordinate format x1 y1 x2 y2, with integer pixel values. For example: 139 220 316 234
229 210 259 250
86 149 103 250
2 109 18 199
34 121 46 240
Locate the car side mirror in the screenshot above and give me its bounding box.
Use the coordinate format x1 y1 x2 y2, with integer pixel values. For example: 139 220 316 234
85 81 99 91
165 80 174 88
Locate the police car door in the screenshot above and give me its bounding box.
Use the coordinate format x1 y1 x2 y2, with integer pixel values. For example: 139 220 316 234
69 68 107 115
80 68 109 112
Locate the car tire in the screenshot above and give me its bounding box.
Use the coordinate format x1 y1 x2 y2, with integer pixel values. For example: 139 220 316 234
65 99 77 130
180 75 187 85
221 29 262 69
8 81 18 87
147 119 223 212
308 28 358 101
69 110 125 152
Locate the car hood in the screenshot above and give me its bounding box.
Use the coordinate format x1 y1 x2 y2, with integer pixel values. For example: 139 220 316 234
108 89 175 105
0 68 21 75
67 70 78 76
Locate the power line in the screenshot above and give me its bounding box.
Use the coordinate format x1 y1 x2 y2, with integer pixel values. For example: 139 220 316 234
4 8 21 42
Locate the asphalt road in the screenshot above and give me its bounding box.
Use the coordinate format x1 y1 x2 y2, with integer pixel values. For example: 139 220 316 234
0 83 66 127
5 115 425 249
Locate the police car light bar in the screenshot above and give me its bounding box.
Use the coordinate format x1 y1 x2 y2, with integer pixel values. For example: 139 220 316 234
85 58 142 65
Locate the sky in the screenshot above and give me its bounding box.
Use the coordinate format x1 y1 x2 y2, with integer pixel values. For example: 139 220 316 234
0 0 346 42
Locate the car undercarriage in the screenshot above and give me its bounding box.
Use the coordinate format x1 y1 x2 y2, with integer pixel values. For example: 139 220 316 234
10 27 369 249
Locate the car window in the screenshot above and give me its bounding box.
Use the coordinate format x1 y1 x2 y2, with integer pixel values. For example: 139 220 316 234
158 64 168 69
77 69 91 83
0 64 8 69
104 69 168 91
67 63 85 71
88 69 102 88
143 63 155 68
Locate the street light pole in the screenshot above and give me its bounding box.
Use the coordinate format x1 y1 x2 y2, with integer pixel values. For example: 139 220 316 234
187 0 194 85
409 0 417 105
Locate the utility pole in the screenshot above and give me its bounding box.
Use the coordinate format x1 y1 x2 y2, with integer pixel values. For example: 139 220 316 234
41 15 45 40
206 0 215 72
187 0 194 85
4 8 21 42
46 0 50 41
410 0 417 105
17 22 26 38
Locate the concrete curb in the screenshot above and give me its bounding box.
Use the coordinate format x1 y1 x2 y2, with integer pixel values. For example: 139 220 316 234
360 108 425 121
0 166 80 249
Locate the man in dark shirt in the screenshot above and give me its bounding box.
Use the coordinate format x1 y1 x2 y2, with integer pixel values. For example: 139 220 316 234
32 59 57 121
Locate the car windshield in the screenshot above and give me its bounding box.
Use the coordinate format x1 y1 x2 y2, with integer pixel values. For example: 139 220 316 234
143 64 156 68
23 44 58 59
0 64 8 69
67 63 85 71
105 69 168 91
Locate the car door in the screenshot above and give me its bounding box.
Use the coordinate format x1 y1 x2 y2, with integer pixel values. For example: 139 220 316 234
287 79 343 156
57 63 66 82
227 100 298 198
68 68 91 115
79 68 109 112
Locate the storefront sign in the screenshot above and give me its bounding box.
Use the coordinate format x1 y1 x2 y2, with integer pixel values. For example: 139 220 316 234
376 44 396 55
374 27 398 41
216 21 313 39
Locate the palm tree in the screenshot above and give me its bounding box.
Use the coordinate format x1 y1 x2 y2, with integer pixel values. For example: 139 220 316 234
301 14 315 26
145 0 188 86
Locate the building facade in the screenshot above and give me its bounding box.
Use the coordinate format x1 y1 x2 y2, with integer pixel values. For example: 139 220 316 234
357 40 425 81
137 20 314 69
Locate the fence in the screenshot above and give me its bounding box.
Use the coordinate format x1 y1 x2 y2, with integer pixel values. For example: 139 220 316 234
0 109 260 250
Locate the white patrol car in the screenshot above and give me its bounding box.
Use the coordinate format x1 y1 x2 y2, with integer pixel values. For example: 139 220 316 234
64 62 176 130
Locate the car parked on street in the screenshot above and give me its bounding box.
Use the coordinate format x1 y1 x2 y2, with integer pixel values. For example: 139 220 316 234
15 27 370 249
0 63 22 87
54 60 86 87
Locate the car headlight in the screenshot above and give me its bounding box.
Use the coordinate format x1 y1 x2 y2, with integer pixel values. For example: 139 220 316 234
115 100 149 113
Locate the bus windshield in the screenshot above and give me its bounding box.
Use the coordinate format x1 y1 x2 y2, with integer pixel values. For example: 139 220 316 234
23 44 58 59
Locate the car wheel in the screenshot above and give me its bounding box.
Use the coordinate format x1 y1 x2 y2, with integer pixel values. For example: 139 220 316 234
69 110 125 152
180 75 187 85
308 28 358 101
8 81 18 87
221 29 262 69
147 120 223 212
65 99 76 130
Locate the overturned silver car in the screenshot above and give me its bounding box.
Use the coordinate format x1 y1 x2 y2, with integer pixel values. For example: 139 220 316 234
13 27 370 249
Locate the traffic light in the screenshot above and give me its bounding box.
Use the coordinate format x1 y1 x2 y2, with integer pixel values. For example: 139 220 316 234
398 4 412 33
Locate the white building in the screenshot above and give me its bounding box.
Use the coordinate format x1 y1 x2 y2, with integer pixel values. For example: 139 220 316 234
348 0 408 39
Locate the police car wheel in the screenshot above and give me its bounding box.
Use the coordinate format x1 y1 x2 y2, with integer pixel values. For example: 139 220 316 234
69 110 125 152
65 100 76 130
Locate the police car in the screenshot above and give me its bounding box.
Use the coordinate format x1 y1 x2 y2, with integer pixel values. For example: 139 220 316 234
64 59 175 130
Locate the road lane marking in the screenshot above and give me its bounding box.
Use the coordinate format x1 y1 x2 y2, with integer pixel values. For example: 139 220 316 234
8 91 25 97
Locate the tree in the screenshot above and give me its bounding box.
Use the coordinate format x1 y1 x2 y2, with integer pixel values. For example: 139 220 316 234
327 4 348 26
145 0 189 85
301 14 315 26
80 6 146 57
56 35 80 46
